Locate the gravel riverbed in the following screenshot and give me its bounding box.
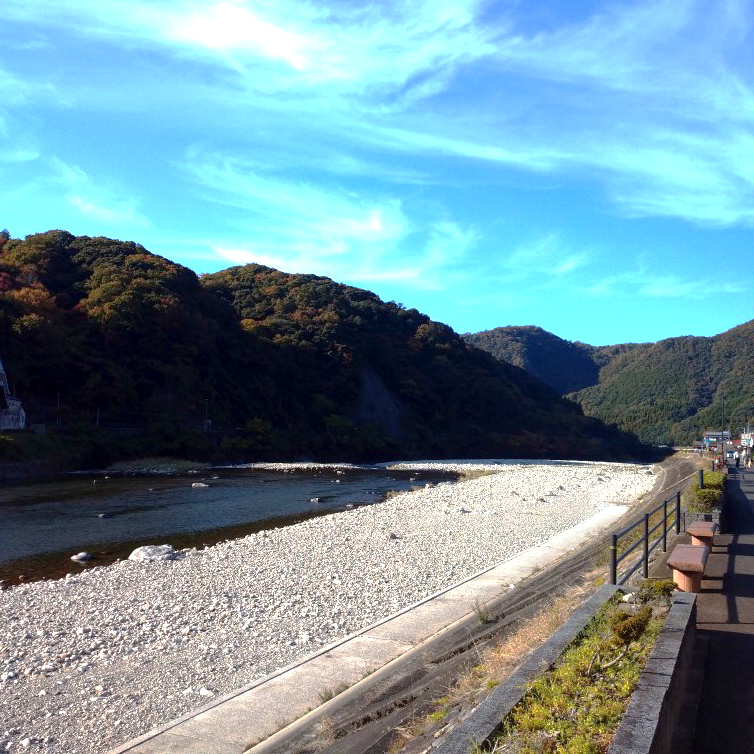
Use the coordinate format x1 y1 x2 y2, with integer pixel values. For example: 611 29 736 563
0 460 655 753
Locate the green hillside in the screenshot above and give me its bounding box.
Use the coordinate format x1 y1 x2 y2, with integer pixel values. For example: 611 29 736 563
572 322 754 445
0 229 652 466
464 326 601 394
466 321 754 446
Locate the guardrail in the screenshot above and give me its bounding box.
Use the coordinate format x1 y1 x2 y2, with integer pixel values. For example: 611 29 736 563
610 491 681 585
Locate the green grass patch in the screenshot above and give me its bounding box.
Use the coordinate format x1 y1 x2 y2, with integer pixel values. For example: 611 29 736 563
472 597 493 624
483 595 666 754
106 457 210 474
685 470 726 514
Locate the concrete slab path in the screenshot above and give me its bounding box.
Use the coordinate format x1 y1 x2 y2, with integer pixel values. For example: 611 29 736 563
107 505 628 754
689 466 754 754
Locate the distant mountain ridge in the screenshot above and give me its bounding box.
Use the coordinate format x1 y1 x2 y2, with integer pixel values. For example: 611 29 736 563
0 229 652 464
465 326 600 394
465 322 754 445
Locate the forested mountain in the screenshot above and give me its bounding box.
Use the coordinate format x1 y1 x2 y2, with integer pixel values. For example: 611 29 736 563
0 229 651 465
464 326 602 394
465 322 754 446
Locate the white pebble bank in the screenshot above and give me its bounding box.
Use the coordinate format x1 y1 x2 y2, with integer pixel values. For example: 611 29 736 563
0 460 654 753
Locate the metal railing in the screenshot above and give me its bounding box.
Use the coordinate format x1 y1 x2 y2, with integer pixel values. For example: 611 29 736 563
609 491 681 585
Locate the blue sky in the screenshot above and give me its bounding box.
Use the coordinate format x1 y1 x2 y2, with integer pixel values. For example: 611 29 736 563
1 0 752 346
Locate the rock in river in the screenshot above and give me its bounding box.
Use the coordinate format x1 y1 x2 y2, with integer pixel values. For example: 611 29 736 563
128 544 180 562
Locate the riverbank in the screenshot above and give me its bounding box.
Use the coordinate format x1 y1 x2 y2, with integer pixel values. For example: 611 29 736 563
0 466 458 586
0 460 655 754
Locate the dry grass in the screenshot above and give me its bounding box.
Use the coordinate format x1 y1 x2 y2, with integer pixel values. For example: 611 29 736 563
317 680 350 704
313 716 337 750
388 571 604 753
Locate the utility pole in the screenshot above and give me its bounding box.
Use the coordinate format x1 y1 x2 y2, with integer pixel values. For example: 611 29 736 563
203 398 210 433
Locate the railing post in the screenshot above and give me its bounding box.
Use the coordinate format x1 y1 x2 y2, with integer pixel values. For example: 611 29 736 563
676 491 682 534
610 534 618 584
662 499 668 552
643 514 649 578
698 469 704 489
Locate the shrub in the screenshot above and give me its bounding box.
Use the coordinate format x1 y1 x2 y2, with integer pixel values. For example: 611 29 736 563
686 471 726 513
702 471 726 489
636 579 676 606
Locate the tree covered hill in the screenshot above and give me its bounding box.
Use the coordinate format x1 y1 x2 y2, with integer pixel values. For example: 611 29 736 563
572 321 754 445
464 326 603 394
465 322 754 446
0 229 651 464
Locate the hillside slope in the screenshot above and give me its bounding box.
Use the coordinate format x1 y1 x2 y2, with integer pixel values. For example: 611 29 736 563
572 321 754 444
464 326 601 394
0 229 651 463
466 321 754 445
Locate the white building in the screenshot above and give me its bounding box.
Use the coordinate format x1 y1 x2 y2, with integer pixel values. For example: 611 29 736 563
0 357 25 430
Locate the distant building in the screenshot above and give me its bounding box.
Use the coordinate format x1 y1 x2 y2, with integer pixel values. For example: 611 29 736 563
0 357 25 430
702 429 730 446
701 429 732 453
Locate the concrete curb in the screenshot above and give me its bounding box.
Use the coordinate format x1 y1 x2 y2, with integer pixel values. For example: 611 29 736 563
432 584 621 754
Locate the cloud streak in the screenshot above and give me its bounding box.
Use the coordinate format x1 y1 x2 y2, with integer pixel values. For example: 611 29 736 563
5 0 754 231
587 269 745 300
51 159 151 229
183 148 473 288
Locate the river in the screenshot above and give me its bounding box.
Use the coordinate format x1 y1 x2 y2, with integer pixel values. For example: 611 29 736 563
0 464 457 585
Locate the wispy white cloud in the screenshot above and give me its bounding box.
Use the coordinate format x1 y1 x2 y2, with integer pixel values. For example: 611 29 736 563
6 0 754 233
478 0 754 225
0 146 39 162
0 65 60 108
640 276 745 298
0 0 496 107
184 148 473 287
500 234 591 282
586 269 746 299
183 147 407 247
366 125 566 172
3 0 754 310
51 159 150 228
168 2 313 70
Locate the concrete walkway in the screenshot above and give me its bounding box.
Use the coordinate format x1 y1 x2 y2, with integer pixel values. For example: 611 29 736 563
107 505 629 754
688 466 754 754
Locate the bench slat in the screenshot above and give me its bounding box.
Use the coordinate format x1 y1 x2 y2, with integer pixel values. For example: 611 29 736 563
667 544 709 573
686 521 718 536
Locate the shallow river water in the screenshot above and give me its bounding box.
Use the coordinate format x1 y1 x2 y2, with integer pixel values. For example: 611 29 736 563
0 465 457 584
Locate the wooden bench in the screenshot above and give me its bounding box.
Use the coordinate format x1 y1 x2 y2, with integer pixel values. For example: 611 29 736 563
686 520 718 548
667 544 709 593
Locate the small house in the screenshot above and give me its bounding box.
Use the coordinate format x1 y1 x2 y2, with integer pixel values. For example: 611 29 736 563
0 357 25 430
